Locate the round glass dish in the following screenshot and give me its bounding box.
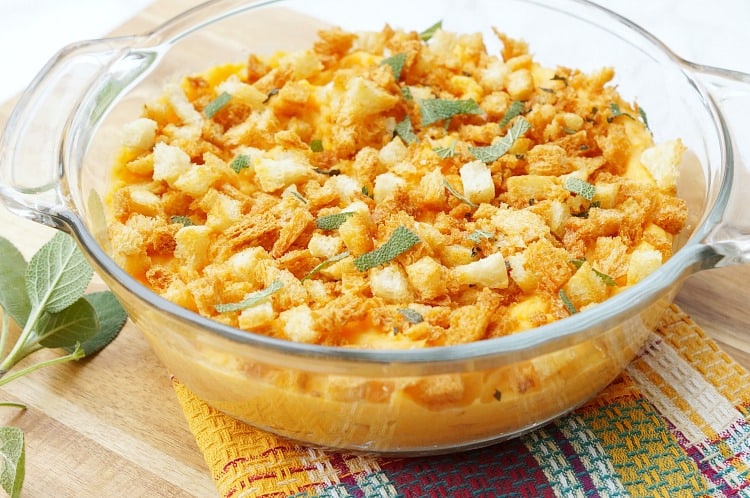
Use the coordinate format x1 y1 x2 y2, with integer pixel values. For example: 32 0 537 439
1 0 748 455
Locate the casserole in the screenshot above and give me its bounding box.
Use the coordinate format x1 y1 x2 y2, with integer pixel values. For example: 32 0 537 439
1 0 748 454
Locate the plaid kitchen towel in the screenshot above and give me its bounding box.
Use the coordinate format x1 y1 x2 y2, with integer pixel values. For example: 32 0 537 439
172 304 750 497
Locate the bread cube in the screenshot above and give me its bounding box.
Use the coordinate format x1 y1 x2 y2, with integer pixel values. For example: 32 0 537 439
280 305 319 343
373 172 406 203
459 160 495 204
506 68 534 100
378 137 408 168
405 256 447 301
563 262 608 309
370 265 413 302
152 142 192 186
238 302 275 330
452 252 509 289
174 225 213 271
338 76 399 124
254 155 312 192
640 139 685 191
627 243 663 285
418 168 447 208
122 118 157 150
308 233 345 258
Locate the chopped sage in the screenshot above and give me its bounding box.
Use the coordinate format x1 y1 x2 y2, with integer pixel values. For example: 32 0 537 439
420 98 483 127
204 91 232 118
354 226 420 271
469 117 531 163
214 280 283 313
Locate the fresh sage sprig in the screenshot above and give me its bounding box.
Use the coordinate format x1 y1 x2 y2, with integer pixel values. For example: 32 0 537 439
0 232 128 498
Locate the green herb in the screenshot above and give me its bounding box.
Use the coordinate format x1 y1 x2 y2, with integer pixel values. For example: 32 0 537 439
0 427 23 498
420 98 483 127
353 226 420 271
401 86 413 101
563 127 577 135
469 117 531 163
419 20 443 42
361 185 372 198
539 87 555 93
170 215 194 226
229 154 252 173
572 200 601 218
564 177 596 201
398 308 424 324
395 115 419 144
638 106 651 132
579 145 589 151
433 138 457 159
286 190 308 204
313 167 341 176
381 52 407 81
204 91 232 118
310 139 324 152
559 289 578 315
0 233 128 498
607 102 634 123
493 389 502 401
443 180 478 208
301 252 351 282
214 280 283 313
263 88 279 103
467 230 494 244
499 100 524 128
570 257 586 269
593 268 617 287
316 212 355 230
551 74 568 86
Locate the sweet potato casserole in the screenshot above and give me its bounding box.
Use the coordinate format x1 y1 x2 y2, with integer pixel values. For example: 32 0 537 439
106 24 688 349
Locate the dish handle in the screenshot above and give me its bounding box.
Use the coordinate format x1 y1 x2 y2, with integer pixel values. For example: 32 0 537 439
0 36 141 231
689 63 750 267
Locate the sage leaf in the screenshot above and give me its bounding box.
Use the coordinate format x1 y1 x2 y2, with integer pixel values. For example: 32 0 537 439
559 289 578 315
381 52 407 81
398 308 423 324
0 426 24 498
564 177 596 201
229 154 251 173
469 117 531 163
215 280 283 313
35 297 98 349
420 98 483 127
316 212 354 230
301 251 351 282
0 237 31 326
395 115 419 144
444 180 477 208
310 139 324 152
204 91 232 118
498 100 524 128
433 139 457 159
419 20 442 42
354 226 420 271
467 230 494 244
25 233 93 314
170 216 194 226
64 292 127 356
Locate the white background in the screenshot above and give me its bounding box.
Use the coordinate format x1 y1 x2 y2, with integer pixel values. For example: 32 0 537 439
0 0 748 103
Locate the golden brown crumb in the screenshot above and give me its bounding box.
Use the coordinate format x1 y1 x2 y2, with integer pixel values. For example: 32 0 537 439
106 25 688 348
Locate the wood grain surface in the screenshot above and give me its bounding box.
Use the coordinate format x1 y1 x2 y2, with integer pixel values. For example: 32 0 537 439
0 1 748 497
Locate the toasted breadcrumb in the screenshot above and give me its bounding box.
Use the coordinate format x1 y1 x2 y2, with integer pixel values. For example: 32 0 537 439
107 24 687 347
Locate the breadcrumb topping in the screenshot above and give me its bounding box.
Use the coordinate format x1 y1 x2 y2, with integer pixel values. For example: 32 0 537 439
106 25 687 348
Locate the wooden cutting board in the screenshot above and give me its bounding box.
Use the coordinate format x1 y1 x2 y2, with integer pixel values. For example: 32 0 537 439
0 1 748 497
